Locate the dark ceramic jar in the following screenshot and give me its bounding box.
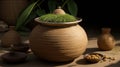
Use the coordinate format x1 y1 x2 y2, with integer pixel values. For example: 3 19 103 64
1 51 27 63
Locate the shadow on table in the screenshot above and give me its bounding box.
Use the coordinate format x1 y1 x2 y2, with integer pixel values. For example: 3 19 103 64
84 47 100 54
34 58 74 66
0 53 73 67
0 59 28 67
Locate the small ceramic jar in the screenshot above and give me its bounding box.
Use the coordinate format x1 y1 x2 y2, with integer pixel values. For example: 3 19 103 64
97 28 115 51
1 26 21 47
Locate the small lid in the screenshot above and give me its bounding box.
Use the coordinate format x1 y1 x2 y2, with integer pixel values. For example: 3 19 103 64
53 6 66 14
9 26 15 30
101 28 111 34
0 21 5 24
0 21 8 28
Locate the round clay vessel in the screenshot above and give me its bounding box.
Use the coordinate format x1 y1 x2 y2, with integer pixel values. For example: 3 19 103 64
97 28 115 51
1 26 21 47
29 18 88 62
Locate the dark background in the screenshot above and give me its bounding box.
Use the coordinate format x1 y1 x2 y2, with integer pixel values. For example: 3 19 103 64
75 0 119 31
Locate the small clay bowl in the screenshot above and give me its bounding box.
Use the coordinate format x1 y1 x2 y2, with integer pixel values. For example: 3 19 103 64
84 53 103 63
1 51 27 64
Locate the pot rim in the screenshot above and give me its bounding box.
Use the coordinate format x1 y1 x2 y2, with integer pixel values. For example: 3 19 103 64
34 17 82 26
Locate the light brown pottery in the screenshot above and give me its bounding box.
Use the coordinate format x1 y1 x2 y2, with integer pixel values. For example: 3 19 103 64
29 17 88 62
97 28 115 51
1 26 21 47
0 0 28 25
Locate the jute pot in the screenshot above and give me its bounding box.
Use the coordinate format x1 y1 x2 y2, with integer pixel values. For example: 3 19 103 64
29 18 88 62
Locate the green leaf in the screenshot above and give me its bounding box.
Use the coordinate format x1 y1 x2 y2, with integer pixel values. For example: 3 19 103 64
24 11 37 25
36 9 46 16
67 0 78 16
48 0 57 13
15 1 37 30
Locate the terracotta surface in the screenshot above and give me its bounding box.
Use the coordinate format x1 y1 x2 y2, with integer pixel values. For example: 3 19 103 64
0 29 120 67
29 18 88 62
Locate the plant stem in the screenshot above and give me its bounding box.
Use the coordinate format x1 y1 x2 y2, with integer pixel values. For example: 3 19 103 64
36 0 44 9
61 0 69 8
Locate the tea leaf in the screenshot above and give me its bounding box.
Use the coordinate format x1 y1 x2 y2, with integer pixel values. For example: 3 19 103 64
24 11 37 25
15 1 37 30
67 0 78 16
36 9 46 16
48 0 57 13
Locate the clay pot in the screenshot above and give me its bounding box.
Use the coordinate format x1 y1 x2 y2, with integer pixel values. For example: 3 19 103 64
1 26 21 47
29 18 88 62
0 0 28 25
1 51 27 63
97 28 115 51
